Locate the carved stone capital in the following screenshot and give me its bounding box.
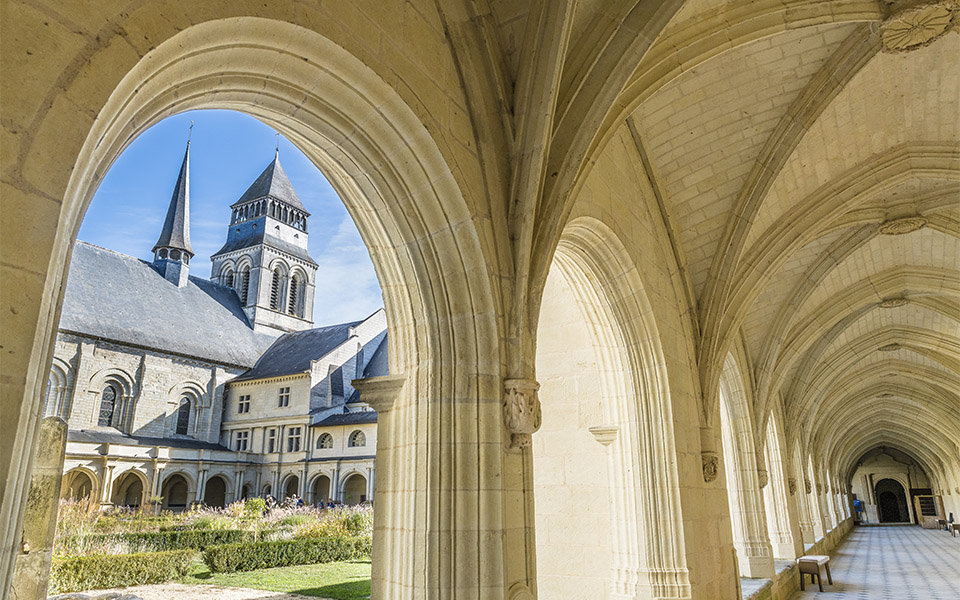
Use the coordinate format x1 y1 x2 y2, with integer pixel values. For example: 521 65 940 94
805 479 812 494
757 469 769 489
503 378 541 449
588 425 619 446
816 483 824 495
788 478 798 496
880 2 956 53
351 374 405 413
702 451 720 483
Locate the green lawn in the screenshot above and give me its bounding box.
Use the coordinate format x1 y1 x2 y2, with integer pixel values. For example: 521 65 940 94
182 558 371 600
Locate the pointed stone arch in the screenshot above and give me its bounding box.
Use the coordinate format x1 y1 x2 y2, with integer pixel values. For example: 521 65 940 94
535 216 691 598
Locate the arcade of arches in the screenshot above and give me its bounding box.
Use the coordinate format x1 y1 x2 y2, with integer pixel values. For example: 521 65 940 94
2 2 958 599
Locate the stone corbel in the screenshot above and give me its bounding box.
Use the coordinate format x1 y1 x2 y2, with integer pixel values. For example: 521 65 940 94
351 374 406 413
804 479 812 494
788 478 797 496
588 426 619 446
702 452 720 483
502 378 542 449
758 469 769 489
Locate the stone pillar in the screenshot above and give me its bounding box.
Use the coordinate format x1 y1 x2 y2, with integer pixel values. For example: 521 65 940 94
9 417 67 600
366 466 375 503
100 464 115 506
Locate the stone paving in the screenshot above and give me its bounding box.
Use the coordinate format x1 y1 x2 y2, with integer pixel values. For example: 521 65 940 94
790 525 960 599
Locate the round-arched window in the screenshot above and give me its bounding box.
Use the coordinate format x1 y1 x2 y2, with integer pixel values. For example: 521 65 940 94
98 385 117 427
348 430 366 448
170 249 181 260
175 397 191 435
316 433 333 449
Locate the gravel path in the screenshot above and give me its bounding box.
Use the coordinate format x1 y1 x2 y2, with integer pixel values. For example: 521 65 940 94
65 583 334 600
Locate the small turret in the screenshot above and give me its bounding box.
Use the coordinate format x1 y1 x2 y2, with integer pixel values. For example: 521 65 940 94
152 141 194 287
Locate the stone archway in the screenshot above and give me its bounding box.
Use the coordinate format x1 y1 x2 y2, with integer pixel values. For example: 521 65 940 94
341 474 367 506
111 471 146 508
204 476 227 509
875 479 909 523
312 476 331 505
161 474 190 511
8 15 505 599
60 470 94 501
283 476 300 501
532 218 692 599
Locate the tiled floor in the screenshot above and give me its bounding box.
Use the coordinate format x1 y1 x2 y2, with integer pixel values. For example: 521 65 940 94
790 525 960 599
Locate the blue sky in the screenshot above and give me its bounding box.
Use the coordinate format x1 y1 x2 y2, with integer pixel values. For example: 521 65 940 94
79 109 383 324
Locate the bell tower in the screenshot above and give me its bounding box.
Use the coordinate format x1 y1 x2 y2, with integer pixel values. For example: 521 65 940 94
210 151 317 335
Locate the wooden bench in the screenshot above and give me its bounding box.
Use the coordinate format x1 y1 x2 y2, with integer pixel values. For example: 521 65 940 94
798 555 833 592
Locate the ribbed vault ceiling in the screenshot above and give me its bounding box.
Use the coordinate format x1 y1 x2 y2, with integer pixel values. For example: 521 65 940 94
573 0 960 485
634 3 957 486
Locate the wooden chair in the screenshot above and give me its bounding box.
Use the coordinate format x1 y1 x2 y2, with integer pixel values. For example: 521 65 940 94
798 555 833 592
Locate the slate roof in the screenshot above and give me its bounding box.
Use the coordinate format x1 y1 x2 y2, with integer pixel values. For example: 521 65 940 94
68 428 231 451
313 411 378 427
60 242 276 367
210 226 318 266
153 143 193 254
231 155 308 213
231 319 364 382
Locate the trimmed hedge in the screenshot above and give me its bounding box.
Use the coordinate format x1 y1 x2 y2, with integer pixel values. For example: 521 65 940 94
203 536 372 573
60 529 255 553
49 549 194 593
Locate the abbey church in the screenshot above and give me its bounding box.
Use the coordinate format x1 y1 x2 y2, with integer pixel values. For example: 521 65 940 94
50 142 387 510
2 1 958 600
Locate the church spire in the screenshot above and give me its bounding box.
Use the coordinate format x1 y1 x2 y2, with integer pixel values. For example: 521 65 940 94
152 140 194 287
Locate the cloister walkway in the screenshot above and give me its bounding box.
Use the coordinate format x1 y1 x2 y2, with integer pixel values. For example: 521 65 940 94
790 525 959 599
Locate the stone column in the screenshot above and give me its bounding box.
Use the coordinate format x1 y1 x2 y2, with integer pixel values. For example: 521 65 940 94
366 466 375 503
100 463 115 506
9 417 67 600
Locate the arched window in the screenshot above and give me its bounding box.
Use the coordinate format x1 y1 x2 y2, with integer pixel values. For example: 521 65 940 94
175 398 190 435
270 268 283 310
287 275 301 316
239 266 250 304
223 268 235 289
98 385 117 427
316 433 333 449
348 430 366 448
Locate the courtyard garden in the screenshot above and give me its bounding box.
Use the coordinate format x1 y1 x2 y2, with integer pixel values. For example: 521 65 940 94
49 498 373 599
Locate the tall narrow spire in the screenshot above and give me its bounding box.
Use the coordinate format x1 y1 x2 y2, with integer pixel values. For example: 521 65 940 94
153 141 193 255
153 140 194 287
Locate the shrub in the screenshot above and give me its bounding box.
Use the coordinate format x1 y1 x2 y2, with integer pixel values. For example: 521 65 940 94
57 529 255 555
203 537 370 573
243 497 267 517
294 506 373 540
49 549 194 593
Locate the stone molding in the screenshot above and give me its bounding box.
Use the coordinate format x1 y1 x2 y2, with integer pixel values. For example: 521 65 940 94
879 342 902 352
351 375 406 413
880 1 956 53
878 215 927 234
702 451 720 483
502 378 541 449
587 425 619 446
879 296 910 308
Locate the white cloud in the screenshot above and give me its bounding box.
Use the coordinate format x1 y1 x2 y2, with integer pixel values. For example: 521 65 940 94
310 215 383 324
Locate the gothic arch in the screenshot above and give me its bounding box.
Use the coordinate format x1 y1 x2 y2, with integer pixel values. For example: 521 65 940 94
61 467 99 500
535 216 691 598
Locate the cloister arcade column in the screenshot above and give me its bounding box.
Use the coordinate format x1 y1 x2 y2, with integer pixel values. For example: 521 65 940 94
761 415 803 560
